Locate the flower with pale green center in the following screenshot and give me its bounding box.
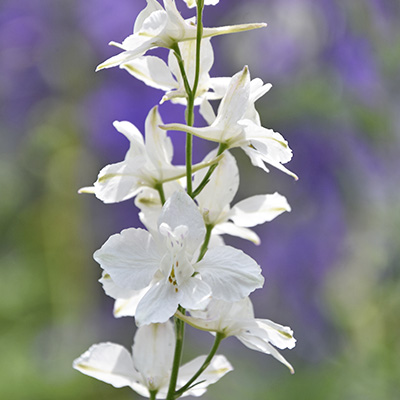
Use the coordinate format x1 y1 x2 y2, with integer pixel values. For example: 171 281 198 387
96 0 266 71
162 66 298 180
195 150 291 244
78 106 217 204
176 297 296 373
73 321 233 398
93 190 264 326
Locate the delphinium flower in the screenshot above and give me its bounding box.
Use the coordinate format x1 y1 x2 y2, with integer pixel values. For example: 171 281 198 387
94 190 264 326
73 321 233 398
78 106 218 203
176 297 296 373
194 150 291 244
96 0 266 71
162 67 298 179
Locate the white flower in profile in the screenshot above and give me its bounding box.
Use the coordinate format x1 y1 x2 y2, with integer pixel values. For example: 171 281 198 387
121 38 224 105
79 106 183 203
182 0 219 8
78 107 216 204
73 321 233 398
162 67 298 180
94 190 264 326
96 0 266 71
176 297 296 373
195 150 291 244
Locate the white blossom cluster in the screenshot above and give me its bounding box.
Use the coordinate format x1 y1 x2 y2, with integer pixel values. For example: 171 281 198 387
74 1 297 398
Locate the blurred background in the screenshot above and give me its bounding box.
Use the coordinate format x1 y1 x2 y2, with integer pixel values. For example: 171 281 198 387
1 0 399 399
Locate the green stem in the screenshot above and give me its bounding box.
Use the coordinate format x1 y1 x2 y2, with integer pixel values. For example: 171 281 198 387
155 182 166 205
166 4 206 399
172 44 194 196
192 0 204 99
174 332 224 398
192 143 228 199
166 306 186 400
197 224 213 262
149 390 157 400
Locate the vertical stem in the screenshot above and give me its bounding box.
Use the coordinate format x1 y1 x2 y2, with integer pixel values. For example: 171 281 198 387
166 3 205 399
166 306 186 400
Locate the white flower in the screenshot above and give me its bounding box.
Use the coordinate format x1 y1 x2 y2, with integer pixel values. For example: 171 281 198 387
94 191 264 325
78 107 217 204
79 106 183 203
73 321 233 398
162 67 298 179
121 38 223 105
195 150 291 244
176 297 296 373
182 0 219 9
96 0 266 71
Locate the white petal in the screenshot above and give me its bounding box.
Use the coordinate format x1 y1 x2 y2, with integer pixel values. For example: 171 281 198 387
196 246 264 301
135 181 184 234
213 67 250 135
158 191 206 256
253 319 296 350
244 143 298 180
184 298 255 334
96 36 152 71
179 277 212 311
135 280 181 326
199 99 216 125
94 228 161 290
213 222 260 245
99 272 142 300
181 0 196 8
133 322 175 391
113 120 145 159
121 56 177 91
208 77 231 99
73 343 138 388
160 122 226 143
176 355 233 397
96 49 146 71
100 273 151 317
134 0 164 34
144 106 174 173
202 23 267 39
229 193 291 227
208 233 225 248
249 79 272 102
139 10 168 41
93 160 143 204
239 120 298 180
236 331 295 373
195 151 239 225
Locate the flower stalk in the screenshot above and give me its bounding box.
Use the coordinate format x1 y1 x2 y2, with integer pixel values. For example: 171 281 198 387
74 0 298 398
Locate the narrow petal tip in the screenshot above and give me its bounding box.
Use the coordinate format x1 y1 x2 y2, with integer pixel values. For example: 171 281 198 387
78 186 95 194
